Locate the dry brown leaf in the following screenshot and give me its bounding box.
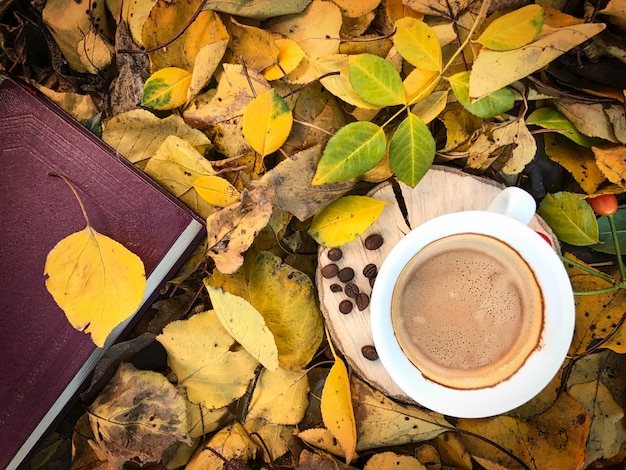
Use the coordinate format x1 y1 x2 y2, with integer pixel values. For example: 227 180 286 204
403 0 474 18
206 186 274 273
332 0 381 18
457 392 590 469
556 99 624 144
593 144 626 189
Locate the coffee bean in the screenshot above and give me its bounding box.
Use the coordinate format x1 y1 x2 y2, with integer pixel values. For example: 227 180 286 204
339 300 353 314
364 234 383 250
344 282 359 298
321 263 339 278
337 267 355 282
327 248 343 261
361 345 378 361
355 292 370 310
330 283 342 293
369 277 376 288
362 263 377 278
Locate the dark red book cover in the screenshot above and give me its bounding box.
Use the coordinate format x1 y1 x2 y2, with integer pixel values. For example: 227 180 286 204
0 74 206 469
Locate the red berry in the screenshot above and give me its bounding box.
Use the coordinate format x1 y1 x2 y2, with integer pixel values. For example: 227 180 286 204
587 194 618 216
535 231 553 247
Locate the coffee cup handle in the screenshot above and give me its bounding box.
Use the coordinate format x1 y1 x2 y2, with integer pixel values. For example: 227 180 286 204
487 187 536 226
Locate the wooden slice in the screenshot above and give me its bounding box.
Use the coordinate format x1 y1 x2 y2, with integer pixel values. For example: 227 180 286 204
316 166 560 403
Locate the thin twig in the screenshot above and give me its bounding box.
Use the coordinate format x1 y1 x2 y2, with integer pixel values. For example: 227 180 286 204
48 172 91 227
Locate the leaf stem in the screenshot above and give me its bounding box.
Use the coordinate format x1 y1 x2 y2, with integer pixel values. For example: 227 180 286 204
572 286 620 296
559 254 618 286
608 214 626 282
48 172 91 227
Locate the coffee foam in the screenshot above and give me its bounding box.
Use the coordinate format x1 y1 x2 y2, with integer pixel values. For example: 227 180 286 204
391 233 543 389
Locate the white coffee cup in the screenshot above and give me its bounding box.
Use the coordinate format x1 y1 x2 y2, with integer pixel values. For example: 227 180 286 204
370 187 575 418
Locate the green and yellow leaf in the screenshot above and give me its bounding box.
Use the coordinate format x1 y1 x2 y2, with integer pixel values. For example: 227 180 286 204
448 71 515 119
243 88 293 156
476 4 544 51
538 192 599 245
348 53 406 107
389 112 435 187
141 67 192 110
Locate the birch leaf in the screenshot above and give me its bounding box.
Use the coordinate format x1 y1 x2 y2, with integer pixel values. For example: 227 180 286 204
348 53 406 107
193 175 241 207
312 121 386 184
45 226 146 348
593 145 626 189
538 192 599 245
476 5 544 51
243 88 293 157
388 112 436 187
321 357 357 463
470 22 605 99
308 195 389 246
156 310 258 409
141 67 192 110
205 284 279 371
393 17 442 71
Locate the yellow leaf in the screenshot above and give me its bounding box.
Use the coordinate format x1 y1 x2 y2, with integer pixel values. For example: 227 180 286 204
316 54 380 109
476 4 544 51
308 195 389 247
403 68 439 104
297 428 347 458
243 89 293 156
193 175 241 207
246 368 309 424
228 18 280 72
156 310 258 409
544 134 606 194
457 393 589 469
593 144 626 189
393 17 442 71
332 0 380 18
205 284 280 371
102 109 211 165
411 89 449 124
141 67 192 110
263 38 305 81
470 22 605 99
44 226 146 348
364 452 426 470
186 422 257 470
321 357 357 463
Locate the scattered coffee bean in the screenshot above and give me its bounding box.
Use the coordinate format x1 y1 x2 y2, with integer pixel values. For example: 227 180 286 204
339 299 353 314
330 283 342 293
327 248 343 261
321 263 339 278
337 267 355 282
362 263 377 278
344 282 359 298
361 345 378 361
355 292 370 310
369 277 376 288
364 233 383 250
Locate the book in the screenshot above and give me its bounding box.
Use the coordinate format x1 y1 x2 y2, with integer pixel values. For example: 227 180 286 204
0 74 206 470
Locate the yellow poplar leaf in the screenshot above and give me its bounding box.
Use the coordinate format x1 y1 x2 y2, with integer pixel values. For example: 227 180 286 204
186 422 257 470
593 144 626 189
308 195 389 246
156 310 258 409
263 38 306 81
568 381 626 466
476 4 544 51
247 251 324 370
321 357 357 463
364 452 426 470
44 226 146 348
119 0 157 47
89 363 190 468
393 17 442 71
244 420 293 464
102 109 211 165
544 134 606 194
141 67 192 110
457 393 589 469
193 175 241 207
205 284 280 371
246 368 309 424
243 88 293 157
470 22 605 99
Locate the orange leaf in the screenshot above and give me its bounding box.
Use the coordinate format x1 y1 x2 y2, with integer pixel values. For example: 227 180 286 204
593 144 626 189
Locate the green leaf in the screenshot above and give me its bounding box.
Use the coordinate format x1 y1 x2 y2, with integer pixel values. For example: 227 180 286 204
448 71 514 119
476 4 544 51
348 54 406 107
393 17 442 72
389 112 435 187
312 121 386 185
538 192 599 246
141 67 192 110
527 107 604 148
205 0 311 20
309 196 389 246
591 206 626 254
